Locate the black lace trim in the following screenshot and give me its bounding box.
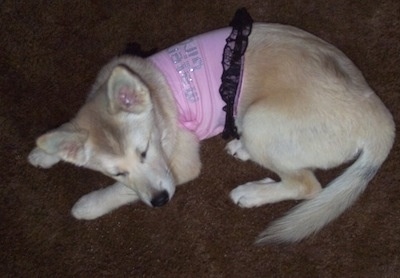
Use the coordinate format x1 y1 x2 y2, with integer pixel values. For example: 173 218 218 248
219 8 253 140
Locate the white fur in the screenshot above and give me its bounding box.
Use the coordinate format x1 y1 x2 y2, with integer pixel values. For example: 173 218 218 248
28 147 60 168
72 182 138 220
225 139 251 161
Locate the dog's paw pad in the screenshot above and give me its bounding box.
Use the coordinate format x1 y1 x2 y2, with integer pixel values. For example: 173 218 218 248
259 178 276 184
71 194 103 220
28 148 60 168
225 139 250 161
230 178 276 208
230 184 261 208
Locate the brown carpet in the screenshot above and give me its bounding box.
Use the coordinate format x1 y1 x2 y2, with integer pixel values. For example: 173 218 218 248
1 1 400 277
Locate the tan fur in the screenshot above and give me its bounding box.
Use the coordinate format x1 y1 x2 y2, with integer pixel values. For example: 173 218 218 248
28 23 395 243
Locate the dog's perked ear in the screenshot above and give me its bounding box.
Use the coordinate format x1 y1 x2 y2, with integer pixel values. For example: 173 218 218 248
107 65 151 114
35 127 89 166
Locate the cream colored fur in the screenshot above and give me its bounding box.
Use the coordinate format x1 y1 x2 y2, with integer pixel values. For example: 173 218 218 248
28 23 395 243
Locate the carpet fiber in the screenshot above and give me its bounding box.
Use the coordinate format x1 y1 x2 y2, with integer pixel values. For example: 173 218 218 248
1 1 400 276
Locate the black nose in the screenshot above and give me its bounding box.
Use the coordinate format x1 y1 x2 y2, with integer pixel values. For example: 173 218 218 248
151 190 169 207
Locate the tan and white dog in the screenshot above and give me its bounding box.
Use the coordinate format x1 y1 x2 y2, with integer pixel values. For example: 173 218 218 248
28 23 395 243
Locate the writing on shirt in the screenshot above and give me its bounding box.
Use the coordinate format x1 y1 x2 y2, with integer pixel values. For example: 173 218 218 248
168 38 203 102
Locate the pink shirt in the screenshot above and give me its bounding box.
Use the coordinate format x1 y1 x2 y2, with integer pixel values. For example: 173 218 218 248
149 28 232 140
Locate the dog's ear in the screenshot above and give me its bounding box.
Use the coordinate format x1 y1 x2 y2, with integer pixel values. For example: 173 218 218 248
35 127 89 166
107 65 151 114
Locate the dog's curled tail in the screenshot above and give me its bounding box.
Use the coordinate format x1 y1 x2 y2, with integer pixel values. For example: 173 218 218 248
256 125 395 244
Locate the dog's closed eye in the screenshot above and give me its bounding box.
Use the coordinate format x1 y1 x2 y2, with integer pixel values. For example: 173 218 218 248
140 151 146 161
113 171 128 177
136 143 149 163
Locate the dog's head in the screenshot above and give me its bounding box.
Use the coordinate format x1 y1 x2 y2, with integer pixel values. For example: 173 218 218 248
29 64 175 207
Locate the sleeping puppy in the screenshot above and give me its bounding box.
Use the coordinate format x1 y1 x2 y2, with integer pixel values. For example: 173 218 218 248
28 22 395 243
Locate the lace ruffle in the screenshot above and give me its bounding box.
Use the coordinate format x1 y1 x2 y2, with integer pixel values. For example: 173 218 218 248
219 8 253 139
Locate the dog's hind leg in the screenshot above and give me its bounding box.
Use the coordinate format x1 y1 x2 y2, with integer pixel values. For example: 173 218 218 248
71 182 139 220
230 169 321 208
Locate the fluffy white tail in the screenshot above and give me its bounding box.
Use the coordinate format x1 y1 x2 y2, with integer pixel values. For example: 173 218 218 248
256 139 393 244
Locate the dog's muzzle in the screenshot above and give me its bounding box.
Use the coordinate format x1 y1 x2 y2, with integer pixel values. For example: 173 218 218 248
150 190 169 207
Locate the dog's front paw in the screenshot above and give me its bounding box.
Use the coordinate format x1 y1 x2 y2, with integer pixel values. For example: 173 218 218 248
71 192 107 220
230 178 276 208
225 139 250 161
28 147 60 168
